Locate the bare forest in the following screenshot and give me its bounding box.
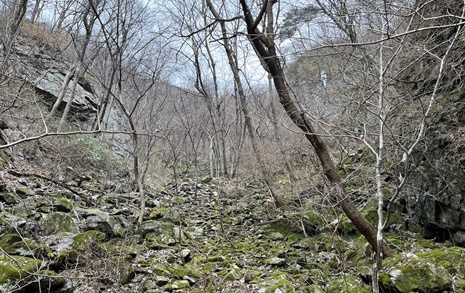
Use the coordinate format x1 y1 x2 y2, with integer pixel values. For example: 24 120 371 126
1 0 465 292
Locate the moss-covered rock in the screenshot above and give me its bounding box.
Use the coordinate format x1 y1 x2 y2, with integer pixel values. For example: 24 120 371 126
264 210 326 238
54 249 80 268
259 275 293 293
72 230 106 250
169 264 200 279
54 197 73 212
166 279 190 291
15 187 33 197
0 233 40 257
40 212 80 235
306 284 326 293
380 247 465 292
149 207 168 219
23 270 64 292
0 255 43 283
0 192 21 204
118 262 135 284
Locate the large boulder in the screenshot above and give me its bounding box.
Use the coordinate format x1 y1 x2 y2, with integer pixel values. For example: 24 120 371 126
13 44 99 121
380 247 465 292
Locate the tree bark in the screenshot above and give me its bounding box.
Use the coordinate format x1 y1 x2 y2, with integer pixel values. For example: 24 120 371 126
239 0 392 258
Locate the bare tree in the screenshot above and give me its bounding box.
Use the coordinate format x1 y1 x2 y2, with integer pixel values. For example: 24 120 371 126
90 0 169 226
280 0 465 290
0 0 28 77
29 0 47 23
45 0 100 130
205 0 284 206
236 0 393 257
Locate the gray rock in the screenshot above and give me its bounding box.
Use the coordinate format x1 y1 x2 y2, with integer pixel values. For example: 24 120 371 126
155 276 170 286
40 212 80 235
85 210 134 237
267 257 286 266
0 192 21 204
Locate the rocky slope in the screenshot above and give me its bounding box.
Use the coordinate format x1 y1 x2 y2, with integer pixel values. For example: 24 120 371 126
1 167 465 293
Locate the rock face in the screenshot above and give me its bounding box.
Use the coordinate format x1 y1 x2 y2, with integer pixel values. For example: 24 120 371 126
5 38 132 155
13 43 99 125
405 90 465 244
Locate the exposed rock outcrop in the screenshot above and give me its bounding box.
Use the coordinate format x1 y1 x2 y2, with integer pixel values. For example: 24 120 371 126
405 88 465 244
13 43 99 124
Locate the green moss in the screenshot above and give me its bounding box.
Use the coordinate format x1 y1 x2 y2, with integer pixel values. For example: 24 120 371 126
0 234 23 253
358 149 375 164
118 262 135 284
149 207 167 219
40 212 79 235
244 269 262 283
166 280 190 290
382 187 393 197
259 276 293 293
417 247 465 275
55 198 73 212
169 265 200 278
306 284 326 293
287 233 303 243
0 255 42 283
220 269 241 281
361 208 402 228
380 248 465 293
0 234 40 257
265 210 325 237
0 149 9 167
0 192 20 204
55 249 79 268
15 187 33 197
72 230 106 250
302 210 325 226
151 265 171 276
199 175 213 183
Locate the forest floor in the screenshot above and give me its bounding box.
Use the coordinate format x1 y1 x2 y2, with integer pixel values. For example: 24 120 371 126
1 167 464 293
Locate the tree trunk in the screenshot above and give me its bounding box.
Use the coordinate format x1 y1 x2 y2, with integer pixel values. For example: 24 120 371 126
239 0 392 258
205 0 283 207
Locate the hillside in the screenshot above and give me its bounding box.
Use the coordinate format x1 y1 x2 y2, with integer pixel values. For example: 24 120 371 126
2 168 465 293
1 0 465 292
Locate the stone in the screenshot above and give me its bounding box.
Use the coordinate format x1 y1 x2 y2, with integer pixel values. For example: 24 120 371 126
0 193 21 204
15 187 33 197
53 197 73 212
327 275 371 293
167 280 190 290
182 275 196 285
72 230 106 250
118 262 135 285
0 255 43 283
267 257 286 266
379 247 465 292
40 212 80 235
259 277 293 293
181 249 191 262
85 210 133 237
0 233 40 257
155 276 169 286
22 270 65 292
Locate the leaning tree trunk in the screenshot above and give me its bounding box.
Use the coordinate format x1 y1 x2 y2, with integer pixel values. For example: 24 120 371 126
239 0 392 258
